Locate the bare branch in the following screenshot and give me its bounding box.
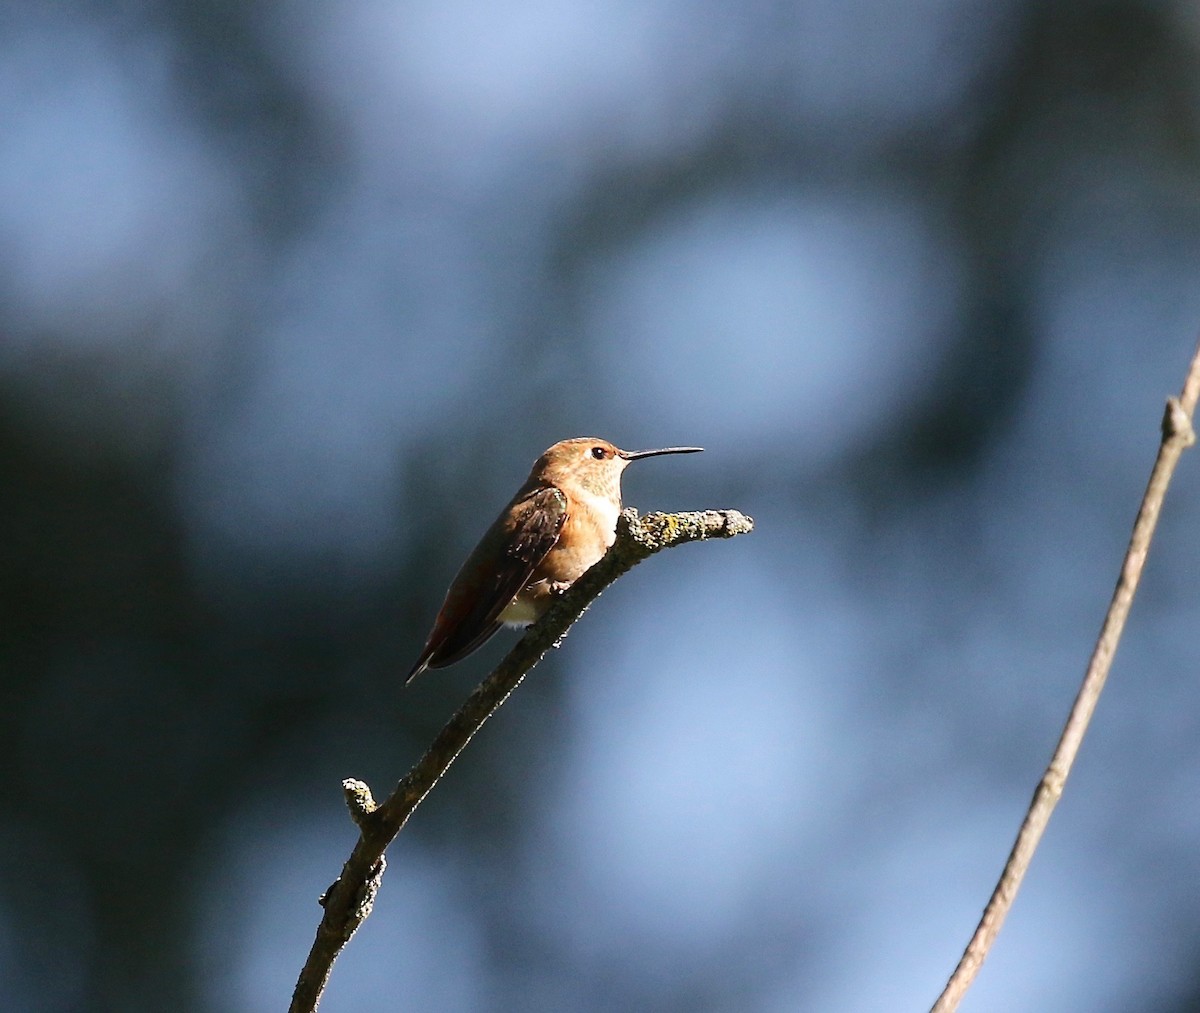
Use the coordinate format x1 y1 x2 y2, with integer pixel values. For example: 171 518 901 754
931 341 1200 1012
289 507 754 1013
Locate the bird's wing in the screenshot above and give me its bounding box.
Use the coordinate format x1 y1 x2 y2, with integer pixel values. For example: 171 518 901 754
406 485 567 681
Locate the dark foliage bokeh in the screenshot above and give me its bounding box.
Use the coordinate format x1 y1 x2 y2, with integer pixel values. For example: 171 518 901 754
3 2 1200 1010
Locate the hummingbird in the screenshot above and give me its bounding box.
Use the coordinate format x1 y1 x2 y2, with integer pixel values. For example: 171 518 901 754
406 437 702 683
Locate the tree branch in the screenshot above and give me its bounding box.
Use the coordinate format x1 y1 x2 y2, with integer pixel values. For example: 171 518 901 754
289 507 754 1013
931 341 1200 1012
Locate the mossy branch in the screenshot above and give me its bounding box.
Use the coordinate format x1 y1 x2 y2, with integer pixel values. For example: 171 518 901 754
289 507 754 1013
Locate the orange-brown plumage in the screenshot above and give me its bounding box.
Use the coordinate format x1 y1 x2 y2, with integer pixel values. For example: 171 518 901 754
406 438 701 683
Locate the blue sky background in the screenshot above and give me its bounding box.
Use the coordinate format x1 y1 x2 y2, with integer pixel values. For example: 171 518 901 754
3 2 1200 1011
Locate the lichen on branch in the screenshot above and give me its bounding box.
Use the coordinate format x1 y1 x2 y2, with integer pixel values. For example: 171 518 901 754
289 506 754 1013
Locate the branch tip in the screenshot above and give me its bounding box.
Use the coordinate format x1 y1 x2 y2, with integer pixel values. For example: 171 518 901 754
341 779 378 829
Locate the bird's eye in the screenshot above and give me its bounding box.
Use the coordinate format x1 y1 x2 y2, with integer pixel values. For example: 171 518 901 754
590 446 607 459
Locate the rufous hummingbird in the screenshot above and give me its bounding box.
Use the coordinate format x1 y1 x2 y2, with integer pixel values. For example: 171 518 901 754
406 437 702 683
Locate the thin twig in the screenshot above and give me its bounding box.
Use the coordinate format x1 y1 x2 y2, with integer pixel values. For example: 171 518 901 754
931 341 1200 1012
289 507 754 1013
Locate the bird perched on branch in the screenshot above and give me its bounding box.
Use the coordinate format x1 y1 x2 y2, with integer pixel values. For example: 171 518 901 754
406 437 702 683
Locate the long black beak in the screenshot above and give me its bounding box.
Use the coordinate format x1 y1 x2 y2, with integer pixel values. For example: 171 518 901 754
620 446 704 460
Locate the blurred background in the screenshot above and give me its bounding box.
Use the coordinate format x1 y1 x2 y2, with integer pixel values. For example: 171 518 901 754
3 1 1200 1010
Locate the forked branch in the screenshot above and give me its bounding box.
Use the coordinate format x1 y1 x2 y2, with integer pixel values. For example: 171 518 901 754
290 507 753 1013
